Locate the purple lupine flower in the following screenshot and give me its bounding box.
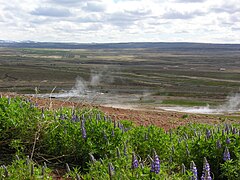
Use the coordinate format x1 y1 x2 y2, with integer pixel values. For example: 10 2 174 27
223 147 230 161
108 163 115 179
201 157 212 180
190 161 198 180
72 114 77 122
60 114 65 120
81 120 87 139
150 152 160 174
226 137 231 144
216 140 221 149
111 129 115 137
132 152 139 169
206 129 211 139
225 124 230 134
222 129 225 136
232 128 237 134
204 168 212 180
118 121 123 130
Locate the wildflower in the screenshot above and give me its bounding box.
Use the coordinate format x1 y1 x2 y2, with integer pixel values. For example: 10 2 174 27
190 161 198 180
201 157 212 180
222 129 225 136
108 163 115 179
132 152 139 169
60 114 65 120
216 140 221 149
232 128 237 134
206 129 211 139
223 147 230 161
72 114 77 122
81 120 87 139
150 151 160 174
226 137 231 144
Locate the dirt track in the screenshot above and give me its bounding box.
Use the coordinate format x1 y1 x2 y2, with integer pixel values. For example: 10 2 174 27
1 92 227 130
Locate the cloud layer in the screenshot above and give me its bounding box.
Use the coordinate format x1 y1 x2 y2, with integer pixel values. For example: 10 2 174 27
0 0 239 43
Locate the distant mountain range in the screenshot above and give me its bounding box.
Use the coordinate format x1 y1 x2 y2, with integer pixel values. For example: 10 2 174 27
0 40 239 51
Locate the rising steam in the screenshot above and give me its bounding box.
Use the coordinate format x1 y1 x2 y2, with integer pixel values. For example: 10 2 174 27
160 93 240 114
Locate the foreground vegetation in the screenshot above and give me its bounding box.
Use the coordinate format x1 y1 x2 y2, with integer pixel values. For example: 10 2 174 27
0 96 240 179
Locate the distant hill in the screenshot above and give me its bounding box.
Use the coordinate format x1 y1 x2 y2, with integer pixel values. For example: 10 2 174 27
0 40 240 52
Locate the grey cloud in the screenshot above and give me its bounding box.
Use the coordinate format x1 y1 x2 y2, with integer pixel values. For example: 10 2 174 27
82 2 106 12
31 7 72 17
77 15 103 23
126 9 152 16
232 27 240 31
107 9 152 27
211 4 240 14
162 10 204 19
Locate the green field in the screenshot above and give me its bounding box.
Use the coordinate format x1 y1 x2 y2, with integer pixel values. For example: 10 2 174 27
0 46 240 106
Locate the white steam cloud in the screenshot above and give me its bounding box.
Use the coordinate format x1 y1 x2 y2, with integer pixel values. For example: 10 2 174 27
69 76 88 95
160 93 240 114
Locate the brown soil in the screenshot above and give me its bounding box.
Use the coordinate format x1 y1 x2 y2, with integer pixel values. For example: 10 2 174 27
1 92 225 130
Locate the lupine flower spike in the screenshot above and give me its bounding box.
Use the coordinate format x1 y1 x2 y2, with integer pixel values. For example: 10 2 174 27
223 147 230 161
81 120 87 139
108 163 115 180
150 150 160 174
201 157 212 180
190 161 198 180
132 152 139 169
226 137 231 144
216 140 221 149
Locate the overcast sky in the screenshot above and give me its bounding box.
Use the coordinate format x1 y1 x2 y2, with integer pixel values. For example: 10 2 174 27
0 0 239 43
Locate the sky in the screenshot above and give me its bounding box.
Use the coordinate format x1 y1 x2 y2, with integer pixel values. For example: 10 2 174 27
0 0 239 43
